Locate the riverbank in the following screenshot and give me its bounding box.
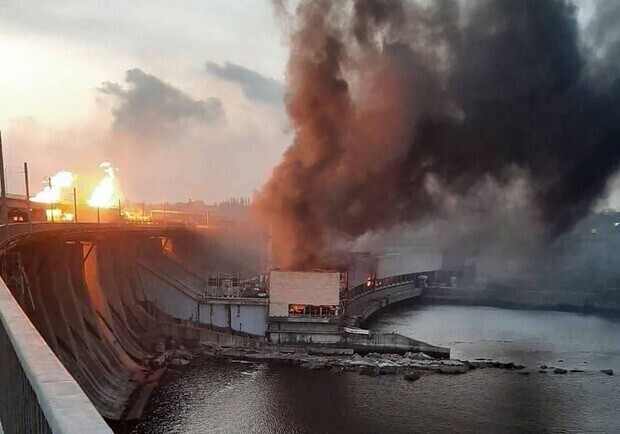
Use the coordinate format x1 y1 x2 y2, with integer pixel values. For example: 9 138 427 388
191 344 614 379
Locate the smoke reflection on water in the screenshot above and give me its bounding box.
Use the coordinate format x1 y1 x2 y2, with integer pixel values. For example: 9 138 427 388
130 306 620 434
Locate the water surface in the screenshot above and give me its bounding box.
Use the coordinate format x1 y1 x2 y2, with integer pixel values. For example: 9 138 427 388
132 305 620 433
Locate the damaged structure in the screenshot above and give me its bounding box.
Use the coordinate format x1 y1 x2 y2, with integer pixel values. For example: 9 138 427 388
267 270 344 344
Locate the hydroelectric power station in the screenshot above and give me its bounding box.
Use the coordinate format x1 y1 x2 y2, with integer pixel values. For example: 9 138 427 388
0 194 446 433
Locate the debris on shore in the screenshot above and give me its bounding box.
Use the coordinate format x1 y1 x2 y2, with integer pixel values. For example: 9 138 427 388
144 341 194 369
194 344 530 380
143 340 616 382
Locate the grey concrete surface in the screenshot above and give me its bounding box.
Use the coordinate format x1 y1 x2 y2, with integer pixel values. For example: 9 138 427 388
0 278 112 433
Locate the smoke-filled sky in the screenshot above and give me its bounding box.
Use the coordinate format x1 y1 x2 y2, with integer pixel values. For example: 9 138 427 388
0 0 288 202
255 0 620 269
3 0 620 266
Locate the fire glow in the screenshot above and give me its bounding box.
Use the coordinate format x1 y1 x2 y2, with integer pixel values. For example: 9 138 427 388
31 162 122 210
87 162 120 209
30 171 75 204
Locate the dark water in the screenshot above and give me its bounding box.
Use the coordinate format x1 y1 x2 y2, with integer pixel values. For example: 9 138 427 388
131 305 620 433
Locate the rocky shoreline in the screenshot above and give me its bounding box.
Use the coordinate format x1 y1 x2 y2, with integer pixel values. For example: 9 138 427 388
144 339 614 383
186 344 614 381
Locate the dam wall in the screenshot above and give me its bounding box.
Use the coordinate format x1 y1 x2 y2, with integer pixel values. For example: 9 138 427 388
198 298 268 336
136 247 268 336
0 228 266 423
8 235 163 420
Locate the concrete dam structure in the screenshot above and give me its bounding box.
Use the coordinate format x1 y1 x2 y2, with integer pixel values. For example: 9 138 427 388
0 223 448 432
0 223 268 426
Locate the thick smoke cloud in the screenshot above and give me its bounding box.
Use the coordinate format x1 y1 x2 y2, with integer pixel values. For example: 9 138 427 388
206 61 284 105
99 68 224 138
583 0 620 87
256 0 620 270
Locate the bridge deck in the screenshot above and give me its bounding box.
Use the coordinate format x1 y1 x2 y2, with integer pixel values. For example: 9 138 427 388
0 221 188 254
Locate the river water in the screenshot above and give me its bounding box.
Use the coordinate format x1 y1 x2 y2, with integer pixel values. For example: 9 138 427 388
130 305 620 433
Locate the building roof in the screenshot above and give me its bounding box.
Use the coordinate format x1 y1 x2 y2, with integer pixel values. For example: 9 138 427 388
5 194 46 209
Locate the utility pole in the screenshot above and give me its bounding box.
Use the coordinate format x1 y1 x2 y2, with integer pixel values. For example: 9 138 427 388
118 199 122 217
97 207 100 224
24 162 31 223
73 188 78 223
0 131 8 226
48 177 54 223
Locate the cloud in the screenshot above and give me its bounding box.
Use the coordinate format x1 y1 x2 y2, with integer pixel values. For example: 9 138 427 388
98 68 223 137
206 61 284 105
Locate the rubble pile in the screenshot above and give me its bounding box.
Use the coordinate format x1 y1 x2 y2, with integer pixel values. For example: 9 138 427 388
195 344 529 380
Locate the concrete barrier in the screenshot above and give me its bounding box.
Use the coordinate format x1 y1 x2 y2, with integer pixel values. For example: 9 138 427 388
342 332 450 358
0 278 112 434
345 282 423 324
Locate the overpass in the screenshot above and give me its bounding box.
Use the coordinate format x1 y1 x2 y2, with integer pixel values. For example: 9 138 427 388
0 221 189 252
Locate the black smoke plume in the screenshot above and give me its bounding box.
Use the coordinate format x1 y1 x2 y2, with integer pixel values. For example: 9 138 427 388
256 0 620 270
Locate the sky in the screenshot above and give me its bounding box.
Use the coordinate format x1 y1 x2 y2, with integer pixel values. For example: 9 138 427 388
0 0 289 203
1 0 619 211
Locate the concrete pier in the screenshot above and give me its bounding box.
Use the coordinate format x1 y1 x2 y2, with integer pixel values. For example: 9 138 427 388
342 332 450 358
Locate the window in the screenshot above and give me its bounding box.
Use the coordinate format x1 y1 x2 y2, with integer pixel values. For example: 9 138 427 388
288 304 338 318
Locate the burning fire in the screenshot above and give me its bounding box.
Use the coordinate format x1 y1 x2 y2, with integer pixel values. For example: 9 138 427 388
87 162 121 209
31 170 75 204
30 162 122 210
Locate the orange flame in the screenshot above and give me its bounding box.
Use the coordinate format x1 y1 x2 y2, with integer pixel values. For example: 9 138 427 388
87 162 121 208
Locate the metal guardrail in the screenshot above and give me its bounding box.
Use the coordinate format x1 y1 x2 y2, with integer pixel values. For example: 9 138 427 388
347 272 421 301
0 278 112 434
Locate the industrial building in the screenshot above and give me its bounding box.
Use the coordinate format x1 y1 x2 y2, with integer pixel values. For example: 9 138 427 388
268 270 342 317
267 270 344 344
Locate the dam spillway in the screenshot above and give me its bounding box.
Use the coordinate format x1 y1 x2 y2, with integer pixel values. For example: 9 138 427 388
0 223 448 431
0 224 268 422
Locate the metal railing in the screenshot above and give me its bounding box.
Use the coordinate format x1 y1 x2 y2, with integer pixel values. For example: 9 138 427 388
0 278 112 434
347 272 423 301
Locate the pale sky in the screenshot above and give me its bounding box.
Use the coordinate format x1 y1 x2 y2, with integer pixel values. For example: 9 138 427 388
1 0 617 210
0 0 290 203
